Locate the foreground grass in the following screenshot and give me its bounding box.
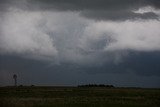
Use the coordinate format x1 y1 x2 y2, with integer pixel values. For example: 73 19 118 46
0 87 160 107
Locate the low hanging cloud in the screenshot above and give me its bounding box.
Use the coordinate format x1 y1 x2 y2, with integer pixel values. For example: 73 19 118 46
0 3 160 62
81 19 160 52
0 8 58 60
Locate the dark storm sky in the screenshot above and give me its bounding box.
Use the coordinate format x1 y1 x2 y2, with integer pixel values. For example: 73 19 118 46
0 0 160 87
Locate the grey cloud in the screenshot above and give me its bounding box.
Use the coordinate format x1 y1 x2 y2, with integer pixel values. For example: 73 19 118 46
81 10 159 21
23 0 160 20
146 0 160 9
1 8 160 61
27 0 160 10
1 0 160 20
0 8 58 60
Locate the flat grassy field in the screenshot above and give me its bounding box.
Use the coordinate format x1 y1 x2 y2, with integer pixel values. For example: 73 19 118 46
0 86 160 107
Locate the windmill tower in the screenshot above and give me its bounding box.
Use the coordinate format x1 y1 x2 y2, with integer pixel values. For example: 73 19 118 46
13 74 17 86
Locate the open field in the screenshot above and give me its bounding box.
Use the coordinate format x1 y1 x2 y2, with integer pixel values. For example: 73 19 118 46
0 86 160 107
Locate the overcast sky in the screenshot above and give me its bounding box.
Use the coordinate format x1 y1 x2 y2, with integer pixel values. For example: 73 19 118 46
0 0 160 88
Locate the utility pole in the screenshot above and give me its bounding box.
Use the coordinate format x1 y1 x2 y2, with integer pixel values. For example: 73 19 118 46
13 74 17 86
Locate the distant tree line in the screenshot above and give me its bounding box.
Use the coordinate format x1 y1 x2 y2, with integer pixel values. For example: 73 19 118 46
78 84 114 88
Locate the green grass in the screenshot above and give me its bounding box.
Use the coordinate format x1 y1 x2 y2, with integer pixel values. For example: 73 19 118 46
0 87 160 107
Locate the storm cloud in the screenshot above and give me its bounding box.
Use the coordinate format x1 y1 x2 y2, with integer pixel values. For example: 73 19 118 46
0 0 160 87
1 0 160 20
